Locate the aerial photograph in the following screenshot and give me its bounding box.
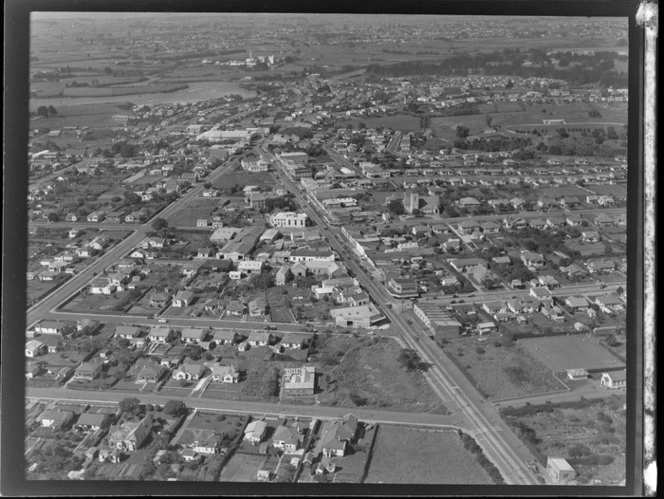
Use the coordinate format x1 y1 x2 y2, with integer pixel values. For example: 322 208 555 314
21 11 631 488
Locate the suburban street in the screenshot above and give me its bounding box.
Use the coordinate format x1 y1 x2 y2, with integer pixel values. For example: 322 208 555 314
26 156 240 327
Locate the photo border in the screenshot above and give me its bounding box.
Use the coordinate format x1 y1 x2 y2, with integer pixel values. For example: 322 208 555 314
3 1 650 496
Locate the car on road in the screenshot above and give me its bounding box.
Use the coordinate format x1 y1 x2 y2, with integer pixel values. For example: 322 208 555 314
158 319 168 323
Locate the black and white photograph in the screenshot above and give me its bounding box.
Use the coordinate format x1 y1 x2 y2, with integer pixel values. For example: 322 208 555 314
2 1 654 496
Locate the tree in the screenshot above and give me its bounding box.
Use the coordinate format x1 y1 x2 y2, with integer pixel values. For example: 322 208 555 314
485 115 493 128
164 400 188 418
37 106 50 118
397 348 426 372
119 397 141 415
48 105 58 116
456 126 470 139
387 199 405 216
151 217 169 231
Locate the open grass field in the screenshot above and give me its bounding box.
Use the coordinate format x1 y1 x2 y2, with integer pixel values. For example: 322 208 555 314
444 336 567 401
364 426 491 484
519 335 625 373
211 171 276 191
29 102 136 127
316 336 441 412
166 199 220 227
501 396 626 485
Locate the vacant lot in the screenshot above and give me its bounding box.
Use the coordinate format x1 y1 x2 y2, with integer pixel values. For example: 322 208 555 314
519 335 625 373
211 172 276 192
316 336 440 412
166 199 220 227
365 426 491 484
444 336 567 401
501 396 626 485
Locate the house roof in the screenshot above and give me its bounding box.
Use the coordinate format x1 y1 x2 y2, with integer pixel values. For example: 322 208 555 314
76 413 108 427
180 327 206 340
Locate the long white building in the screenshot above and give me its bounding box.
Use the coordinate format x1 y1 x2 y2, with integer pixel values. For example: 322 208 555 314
270 212 308 228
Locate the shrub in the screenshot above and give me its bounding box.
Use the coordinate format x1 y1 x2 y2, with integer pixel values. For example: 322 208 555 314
475 346 486 354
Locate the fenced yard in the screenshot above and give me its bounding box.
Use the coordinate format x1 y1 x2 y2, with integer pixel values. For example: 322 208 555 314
364 426 491 484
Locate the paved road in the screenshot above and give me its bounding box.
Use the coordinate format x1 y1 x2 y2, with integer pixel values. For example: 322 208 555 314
26 387 469 429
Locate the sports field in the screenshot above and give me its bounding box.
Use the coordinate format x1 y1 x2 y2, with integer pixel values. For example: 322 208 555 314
518 335 625 372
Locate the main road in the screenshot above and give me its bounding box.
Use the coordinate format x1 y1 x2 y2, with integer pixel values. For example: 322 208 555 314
27 387 469 430
263 146 541 485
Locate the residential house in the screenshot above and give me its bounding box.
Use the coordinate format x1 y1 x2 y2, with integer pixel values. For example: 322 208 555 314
565 295 590 312
173 290 195 308
75 413 110 432
280 333 309 350
581 230 601 243
108 414 153 452
210 364 240 383
136 364 164 384
247 331 272 347
282 365 316 398
212 329 238 346
177 428 222 455
148 326 172 343
521 251 545 269
244 420 268 444
37 410 75 430
180 327 207 344
150 292 170 308
560 263 587 278
88 277 117 296
25 339 46 358
248 298 267 317
73 358 105 381
172 363 206 382
115 325 144 340
321 414 358 458
593 294 625 314
271 425 305 453
34 320 75 335
587 260 616 274
600 370 627 389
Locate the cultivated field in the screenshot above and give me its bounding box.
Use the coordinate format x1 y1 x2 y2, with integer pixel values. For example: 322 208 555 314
364 426 491 484
501 396 626 485
518 335 625 373
444 336 567 401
